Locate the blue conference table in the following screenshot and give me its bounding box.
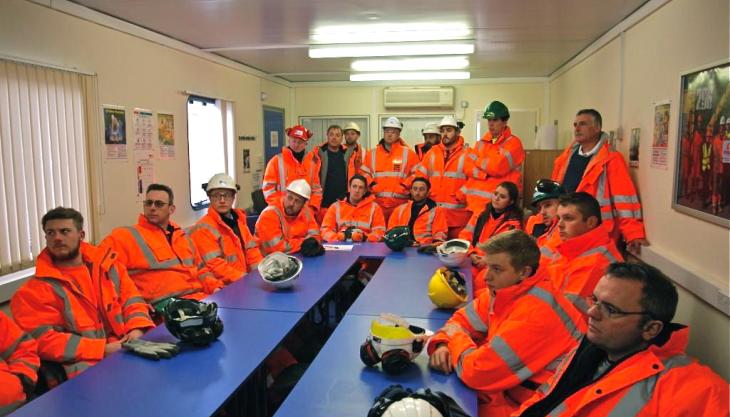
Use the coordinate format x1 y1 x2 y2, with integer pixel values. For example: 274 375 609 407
10 308 301 417
273 315 477 417
206 250 363 312
348 246 472 320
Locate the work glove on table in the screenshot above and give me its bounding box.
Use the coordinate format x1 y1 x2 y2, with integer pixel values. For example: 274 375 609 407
122 339 180 360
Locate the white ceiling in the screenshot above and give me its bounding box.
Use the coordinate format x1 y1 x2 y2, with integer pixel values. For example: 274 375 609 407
70 0 649 83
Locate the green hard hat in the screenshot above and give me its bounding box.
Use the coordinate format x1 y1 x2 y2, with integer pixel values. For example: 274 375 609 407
483 101 510 120
384 226 413 251
531 179 566 208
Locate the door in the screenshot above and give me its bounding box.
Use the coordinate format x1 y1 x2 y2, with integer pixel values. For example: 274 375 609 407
263 106 285 163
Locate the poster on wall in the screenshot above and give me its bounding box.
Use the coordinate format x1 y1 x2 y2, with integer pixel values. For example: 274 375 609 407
270 131 279 147
629 128 640 168
243 149 251 173
103 106 127 160
158 113 175 159
133 109 154 152
651 102 670 170
134 150 155 202
673 61 730 227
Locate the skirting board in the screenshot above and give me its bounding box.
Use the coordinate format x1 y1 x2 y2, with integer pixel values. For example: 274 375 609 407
639 246 729 317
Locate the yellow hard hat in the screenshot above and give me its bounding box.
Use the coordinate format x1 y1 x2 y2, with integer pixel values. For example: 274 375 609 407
428 267 467 308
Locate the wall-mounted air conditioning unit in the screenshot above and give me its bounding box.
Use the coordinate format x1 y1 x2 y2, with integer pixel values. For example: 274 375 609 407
383 87 455 109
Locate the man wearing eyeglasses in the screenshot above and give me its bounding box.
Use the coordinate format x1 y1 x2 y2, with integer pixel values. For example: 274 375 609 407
101 184 222 315
545 192 623 315
552 109 648 255
516 262 728 417
427 230 586 417
188 173 263 285
11 207 152 384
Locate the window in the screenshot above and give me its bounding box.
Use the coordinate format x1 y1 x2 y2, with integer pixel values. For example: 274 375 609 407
299 116 370 152
186 95 235 210
0 59 92 277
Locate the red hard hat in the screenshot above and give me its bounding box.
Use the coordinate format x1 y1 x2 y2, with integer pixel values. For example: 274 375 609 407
285 125 313 141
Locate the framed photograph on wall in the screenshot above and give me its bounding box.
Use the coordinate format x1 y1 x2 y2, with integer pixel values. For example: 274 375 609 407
673 61 730 228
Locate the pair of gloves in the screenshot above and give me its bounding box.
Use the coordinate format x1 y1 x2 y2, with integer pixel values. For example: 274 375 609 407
122 339 180 360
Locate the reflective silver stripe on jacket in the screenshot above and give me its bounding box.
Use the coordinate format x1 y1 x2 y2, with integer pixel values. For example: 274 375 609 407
122 227 182 269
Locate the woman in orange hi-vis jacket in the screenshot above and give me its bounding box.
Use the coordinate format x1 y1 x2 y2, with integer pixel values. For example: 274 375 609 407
0 311 39 415
460 101 525 213
427 231 586 417
359 117 419 221
321 175 386 243
262 125 323 210
460 181 523 297
188 173 263 286
388 177 448 245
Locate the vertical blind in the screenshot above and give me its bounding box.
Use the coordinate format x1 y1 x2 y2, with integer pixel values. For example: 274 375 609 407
0 59 91 276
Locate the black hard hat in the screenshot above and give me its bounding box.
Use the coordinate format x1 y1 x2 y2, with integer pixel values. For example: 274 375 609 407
163 298 223 346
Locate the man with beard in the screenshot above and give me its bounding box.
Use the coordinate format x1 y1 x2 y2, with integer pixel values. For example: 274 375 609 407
321 174 386 243
415 122 442 160
11 207 153 383
516 263 728 417
387 177 448 245
256 179 322 255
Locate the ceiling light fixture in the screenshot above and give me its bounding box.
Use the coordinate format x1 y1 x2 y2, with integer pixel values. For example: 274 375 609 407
310 41 475 58
311 23 471 44
351 56 469 72
350 71 470 82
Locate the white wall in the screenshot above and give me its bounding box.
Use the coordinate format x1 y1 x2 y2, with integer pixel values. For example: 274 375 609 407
0 0 291 241
549 0 729 378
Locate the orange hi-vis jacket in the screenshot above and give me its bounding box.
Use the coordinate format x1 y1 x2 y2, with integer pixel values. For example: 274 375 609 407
525 213 546 238
514 326 729 417
10 243 154 380
414 142 431 160
461 126 525 213
359 138 419 218
546 224 623 314
0 311 39 414
262 146 323 209
255 200 321 255
321 194 386 242
187 208 263 285
427 268 586 417
387 200 448 244
552 137 646 242
414 137 486 230
100 215 220 306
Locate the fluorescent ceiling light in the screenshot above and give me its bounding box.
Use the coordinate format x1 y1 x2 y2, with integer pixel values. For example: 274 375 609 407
310 42 475 58
312 23 471 44
352 56 469 72
350 71 470 82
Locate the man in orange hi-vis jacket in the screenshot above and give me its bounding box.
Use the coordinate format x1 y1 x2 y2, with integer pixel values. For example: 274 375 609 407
100 184 222 313
387 177 448 245
188 173 263 286
546 192 623 315
461 101 525 213
256 179 321 255
515 263 728 417
12 207 153 384
414 115 487 238
359 116 419 221
427 230 585 417
321 174 386 243
0 311 39 414
262 124 323 209
552 109 648 254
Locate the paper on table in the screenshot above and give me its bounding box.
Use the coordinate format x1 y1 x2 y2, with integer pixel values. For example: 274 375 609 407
323 244 354 252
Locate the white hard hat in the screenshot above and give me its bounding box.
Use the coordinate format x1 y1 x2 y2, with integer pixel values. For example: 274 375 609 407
721 116 726 125
286 179 311 200
344 122 361 133
436 239 471 267
421 122 440 135
382 398 445 417
438 116 459 129
258 252 303 289
205 173 238 192
383 116 403 130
